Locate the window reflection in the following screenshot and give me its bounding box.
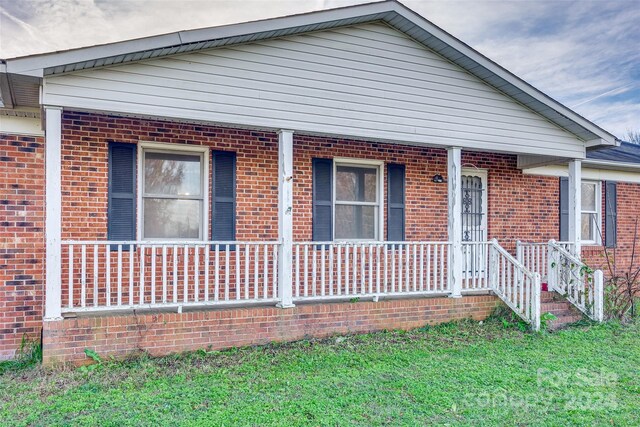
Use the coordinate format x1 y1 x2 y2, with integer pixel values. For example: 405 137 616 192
142 150 204 240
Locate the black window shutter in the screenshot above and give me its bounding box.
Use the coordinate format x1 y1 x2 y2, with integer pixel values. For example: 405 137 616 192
559 177 569 241
605 181 617 248
212 151 236 247
108 142 136 250
312 158 333 241
387 164 405 241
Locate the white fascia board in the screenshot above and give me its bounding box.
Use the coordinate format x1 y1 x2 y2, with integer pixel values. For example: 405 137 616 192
583 159 640 172
3 2 392 78
523 163 640 184
387 3 617 146
4 32 184 77
3 0 616 146
0 114 43 136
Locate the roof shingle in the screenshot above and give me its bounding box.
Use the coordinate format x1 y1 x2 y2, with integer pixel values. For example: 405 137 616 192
587 142 640 165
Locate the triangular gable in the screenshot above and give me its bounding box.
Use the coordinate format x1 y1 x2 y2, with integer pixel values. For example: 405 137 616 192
3 0 617 148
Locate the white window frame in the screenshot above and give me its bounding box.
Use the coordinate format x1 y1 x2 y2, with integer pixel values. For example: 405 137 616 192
137 142 210 241
581 180 602 246
332 158 384 242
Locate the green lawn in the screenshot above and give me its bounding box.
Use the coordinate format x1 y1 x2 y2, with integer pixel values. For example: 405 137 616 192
1 316 638 426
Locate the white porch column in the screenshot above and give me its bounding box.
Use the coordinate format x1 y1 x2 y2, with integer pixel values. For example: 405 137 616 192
277 130 295 308
44 106 63 320
568 160 582 257
447 147 463 297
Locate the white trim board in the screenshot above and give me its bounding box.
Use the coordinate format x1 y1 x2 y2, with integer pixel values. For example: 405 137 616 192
0 114 44 136
523 164 640 184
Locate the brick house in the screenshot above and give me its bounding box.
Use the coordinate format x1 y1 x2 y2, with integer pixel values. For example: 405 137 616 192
1 1 638 365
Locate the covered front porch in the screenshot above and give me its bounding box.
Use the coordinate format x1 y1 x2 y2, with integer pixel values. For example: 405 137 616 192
40 109 603 364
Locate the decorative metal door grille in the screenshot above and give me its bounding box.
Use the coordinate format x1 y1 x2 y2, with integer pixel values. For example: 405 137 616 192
462 175 484 242
462 174 486 278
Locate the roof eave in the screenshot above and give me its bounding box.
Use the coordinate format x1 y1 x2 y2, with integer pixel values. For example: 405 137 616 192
383 2 618 146
3 1 395 77
1 0 618 145
584 138 620 150
583 159 640 173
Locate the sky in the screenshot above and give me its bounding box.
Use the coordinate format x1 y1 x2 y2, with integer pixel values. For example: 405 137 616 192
0 0 638 139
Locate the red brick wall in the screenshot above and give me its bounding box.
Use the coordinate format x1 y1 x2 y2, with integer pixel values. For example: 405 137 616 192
61 112 279 242
58 112 566 247
3 111 639 360
293 135 563 247
42 295 499 365
0 134 45 360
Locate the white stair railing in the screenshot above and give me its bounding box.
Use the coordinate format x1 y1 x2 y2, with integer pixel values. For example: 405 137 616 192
547 240 604 321
516 240 572 282
489 239 541 330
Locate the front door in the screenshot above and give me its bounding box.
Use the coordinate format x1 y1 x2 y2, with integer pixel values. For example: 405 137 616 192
461 170 488 281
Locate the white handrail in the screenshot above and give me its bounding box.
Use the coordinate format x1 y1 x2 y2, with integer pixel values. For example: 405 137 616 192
489 239 541 330
61 239 280 245
547 240 604 321
516 240 572 281
59 238 561 330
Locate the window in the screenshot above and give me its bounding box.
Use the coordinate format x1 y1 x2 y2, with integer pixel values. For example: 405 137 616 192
333 160 383 240
581 181 601 244
139 143 209 240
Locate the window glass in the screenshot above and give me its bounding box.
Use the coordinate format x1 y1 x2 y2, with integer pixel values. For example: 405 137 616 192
581 213 594 242
580 182 600 243
142 149 204 240
143 199 201 239
336 166 377 202
144 152 202 196
334 164 379 240
581 183 596 211
335 205 376 239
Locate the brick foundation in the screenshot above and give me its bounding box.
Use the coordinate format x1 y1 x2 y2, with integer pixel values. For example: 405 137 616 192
42 295 498 365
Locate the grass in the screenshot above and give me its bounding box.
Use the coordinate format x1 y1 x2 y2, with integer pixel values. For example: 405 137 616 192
1 315 639 426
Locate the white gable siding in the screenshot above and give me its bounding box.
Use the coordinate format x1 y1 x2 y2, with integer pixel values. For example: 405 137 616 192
42 23 585 157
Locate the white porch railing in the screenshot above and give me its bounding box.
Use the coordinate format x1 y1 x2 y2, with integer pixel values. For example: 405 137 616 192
292 242 451 300
59 238 547 330
516 240 571 281
547 241 604 321
61 240 280 313
462 241 491 291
